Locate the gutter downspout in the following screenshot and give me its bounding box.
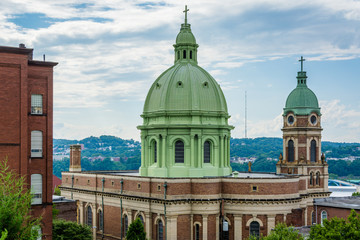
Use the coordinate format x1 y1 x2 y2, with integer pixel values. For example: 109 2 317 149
164 181 167 240
101 178 105 239
120 179 124 239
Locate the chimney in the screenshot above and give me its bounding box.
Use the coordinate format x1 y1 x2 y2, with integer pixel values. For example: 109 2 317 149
69 144 82 172
19 43 26 48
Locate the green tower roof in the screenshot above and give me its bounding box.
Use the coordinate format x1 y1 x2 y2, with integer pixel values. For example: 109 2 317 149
143 6 228 117
283 57 320 116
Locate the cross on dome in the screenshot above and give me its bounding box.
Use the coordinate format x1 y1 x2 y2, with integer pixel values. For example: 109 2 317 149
183 5 189 25
299 56 306 72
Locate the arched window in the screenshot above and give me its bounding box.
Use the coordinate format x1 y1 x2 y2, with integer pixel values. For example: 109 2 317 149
87 206 92 226
190 50 193 59
321 211 327 225
157 220 163 240
311 140 317 162
122 215 128 237
310 172 314 186
31 174 42 205
31 130 43 157
183 50 186 59
138 214 144 226
204 141 211 163
175 140 184 163
195 224 200 240
152 140 157 163
98 210 103 231
288 140 294 162
316 172 320 185
249 221 260 238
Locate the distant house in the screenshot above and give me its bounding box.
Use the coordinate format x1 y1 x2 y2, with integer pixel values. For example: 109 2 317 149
53 175 62 193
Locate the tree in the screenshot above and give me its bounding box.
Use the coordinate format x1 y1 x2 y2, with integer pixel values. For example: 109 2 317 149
52 219 92 240
126 218 146 240
262 223 303 240
309 209 360 240
0 158 41 240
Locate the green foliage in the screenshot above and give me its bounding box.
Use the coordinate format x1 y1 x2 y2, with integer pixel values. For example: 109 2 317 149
352 192 360 196
126 218 146 240
262 223 303 240
52 219 92 240
0 158 41 240
54 185 61 196
309 209 360 240
0 229 8 240
52 204 59 219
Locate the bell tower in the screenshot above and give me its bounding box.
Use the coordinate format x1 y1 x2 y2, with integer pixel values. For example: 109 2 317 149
277 57 328 192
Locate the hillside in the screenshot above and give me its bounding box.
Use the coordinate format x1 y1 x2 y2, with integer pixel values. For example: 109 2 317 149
53 135 360 178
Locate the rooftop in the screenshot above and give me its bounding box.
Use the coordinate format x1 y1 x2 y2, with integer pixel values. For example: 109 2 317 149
314 196 360 210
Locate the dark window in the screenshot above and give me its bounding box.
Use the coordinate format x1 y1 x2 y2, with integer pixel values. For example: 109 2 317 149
204 141 210 163
99 210 103 231
183 50 186 59
312 211 316 224
190 50 192 59
87 206 92 226
138 215 144 226
316 172 320 185
153 141 157 163
195 224 200 240
288 140 294 162
175 140 184 163
311 140 316 162
123 215 128 237
310 172 313 185
157 220 163 240
250 221 260 238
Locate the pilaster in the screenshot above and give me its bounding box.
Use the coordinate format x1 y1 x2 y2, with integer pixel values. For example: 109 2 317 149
234 214 242 240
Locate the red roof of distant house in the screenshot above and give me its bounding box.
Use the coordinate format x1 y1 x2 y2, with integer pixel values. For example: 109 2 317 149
53 175 62 193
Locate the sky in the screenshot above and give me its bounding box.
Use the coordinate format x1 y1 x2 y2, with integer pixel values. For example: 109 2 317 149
1 0 360 142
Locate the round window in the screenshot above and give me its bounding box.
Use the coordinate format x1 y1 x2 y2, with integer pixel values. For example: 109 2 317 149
310 115 317 125
288 115 294 125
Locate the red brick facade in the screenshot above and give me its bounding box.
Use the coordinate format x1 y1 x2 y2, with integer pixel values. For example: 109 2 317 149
0 45 57 239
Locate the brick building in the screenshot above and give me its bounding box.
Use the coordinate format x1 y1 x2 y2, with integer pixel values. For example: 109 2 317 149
0 44 57 239
60 7 329 240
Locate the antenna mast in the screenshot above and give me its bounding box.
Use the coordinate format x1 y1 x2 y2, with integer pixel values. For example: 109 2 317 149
245 91 247 139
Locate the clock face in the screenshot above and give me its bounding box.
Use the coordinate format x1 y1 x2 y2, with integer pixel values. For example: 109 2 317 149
310 115 317 125
288 115 294 125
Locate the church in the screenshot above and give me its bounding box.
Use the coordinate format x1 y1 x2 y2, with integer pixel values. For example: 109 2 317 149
60 6 329 240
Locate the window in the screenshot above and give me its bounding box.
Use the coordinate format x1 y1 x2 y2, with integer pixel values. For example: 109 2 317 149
195 224 200 240
32 226 42 240
312 211 316 225
31 131 42 158
98 210 103 231
183 50 186 59
321 211 327 225
157 220 163 240
31 94 43 114
31 174 42 205
175 140 184 163
87 206 92 226
288 140 294 162
310 172 313 186
138 215 144 226
311 140 316 162
316 172 320 185
123 215 128 237
204 141 211 163
190 50 193 59
249 221 260 238
153 140 157 163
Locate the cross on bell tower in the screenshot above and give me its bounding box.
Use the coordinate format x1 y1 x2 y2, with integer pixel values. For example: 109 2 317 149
299 56 306 72
183 5 189 25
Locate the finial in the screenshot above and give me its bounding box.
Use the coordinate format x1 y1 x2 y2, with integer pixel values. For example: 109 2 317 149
183 5 189 25
299 56 306 72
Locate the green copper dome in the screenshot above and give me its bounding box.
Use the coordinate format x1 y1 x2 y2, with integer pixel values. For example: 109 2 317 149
138 6 233 178
143 62 228 114
283 71 321 116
